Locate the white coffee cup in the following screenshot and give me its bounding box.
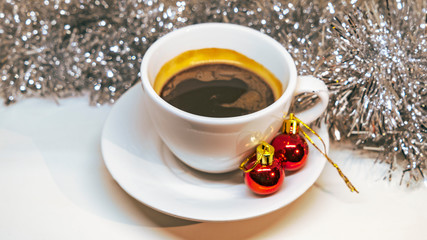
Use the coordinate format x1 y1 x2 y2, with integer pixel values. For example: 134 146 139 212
140 23 329 173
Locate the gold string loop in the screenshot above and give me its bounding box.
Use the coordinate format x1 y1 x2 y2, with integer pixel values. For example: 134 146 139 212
239 152 259 173
291 114 359 193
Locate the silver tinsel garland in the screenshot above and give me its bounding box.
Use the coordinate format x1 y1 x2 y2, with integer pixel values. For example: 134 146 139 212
0 0 425 185
322 1 426 186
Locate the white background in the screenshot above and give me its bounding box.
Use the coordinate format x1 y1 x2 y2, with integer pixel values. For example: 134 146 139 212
1 95 426 240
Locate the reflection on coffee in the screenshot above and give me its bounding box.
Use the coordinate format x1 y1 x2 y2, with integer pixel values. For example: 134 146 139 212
154 48 282 117
160 63 275 117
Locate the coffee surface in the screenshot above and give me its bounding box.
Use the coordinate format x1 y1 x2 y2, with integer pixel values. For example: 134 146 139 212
160 63 275 117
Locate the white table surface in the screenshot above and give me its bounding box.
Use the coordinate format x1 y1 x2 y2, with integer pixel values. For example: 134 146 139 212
1 94 426 240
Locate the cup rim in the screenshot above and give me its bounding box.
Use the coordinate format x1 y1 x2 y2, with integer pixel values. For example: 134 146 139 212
140 23 297 125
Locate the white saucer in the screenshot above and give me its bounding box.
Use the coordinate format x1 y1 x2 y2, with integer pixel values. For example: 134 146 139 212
101 85 328 222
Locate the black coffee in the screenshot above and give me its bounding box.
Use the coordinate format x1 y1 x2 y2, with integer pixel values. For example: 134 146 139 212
160 63 275 117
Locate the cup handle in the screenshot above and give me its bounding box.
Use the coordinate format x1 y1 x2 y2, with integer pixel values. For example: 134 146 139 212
292 76 329 124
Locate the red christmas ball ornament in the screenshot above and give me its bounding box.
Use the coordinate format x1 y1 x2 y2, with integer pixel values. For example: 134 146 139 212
241 142 285 195
271 114 309 171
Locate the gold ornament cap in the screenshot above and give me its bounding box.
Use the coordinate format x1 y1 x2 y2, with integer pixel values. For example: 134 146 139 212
257 141 275 166
281 113 300 134
240 141 275 172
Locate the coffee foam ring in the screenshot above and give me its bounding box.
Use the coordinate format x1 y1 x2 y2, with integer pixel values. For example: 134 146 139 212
153 48 282 100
